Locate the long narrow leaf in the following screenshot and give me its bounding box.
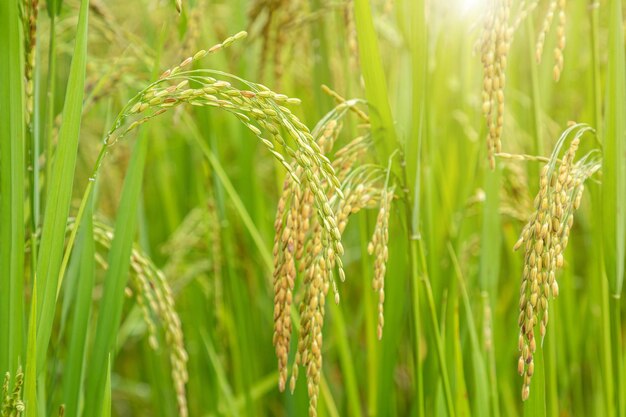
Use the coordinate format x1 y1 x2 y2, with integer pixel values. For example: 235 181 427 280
24 286 38 417
603 1 625 416
0 0 26 375
35 0 90 370
353 0 397 164
603 0 625 298
84 134 149 413
62 195 95 417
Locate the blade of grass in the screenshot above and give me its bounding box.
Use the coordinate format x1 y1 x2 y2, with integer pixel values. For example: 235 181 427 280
329 302 363 417
200 329 239 417
35 0 89 371
102 356 112 417
84 134 149 413
320 377 341 417
185 114 273 270
448 244 489 417
0 0 26 375
353 0 397 165
204 372 279 417
418 239 455 417
44 12 57 194
588 2 613 415
401 1 426 414
452 302 471 417
31 19 43 286
403 0 427 239
603 1 626 416
62 193 95 417
479 164 501 417
25 284 38 417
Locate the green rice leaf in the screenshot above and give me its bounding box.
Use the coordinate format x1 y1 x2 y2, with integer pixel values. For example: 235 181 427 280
0 0 26 375
84 134 149 413
602 0 625 297
353 0 398 165
24 285 38 417
62 195 95 417
35 0 90 371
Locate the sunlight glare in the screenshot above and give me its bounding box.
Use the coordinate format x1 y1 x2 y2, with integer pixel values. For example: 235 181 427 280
459 0 487 15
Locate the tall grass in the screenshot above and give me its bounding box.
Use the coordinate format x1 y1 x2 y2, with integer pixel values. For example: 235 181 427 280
0 0 624 416
1 0 25 382
603 1 626 417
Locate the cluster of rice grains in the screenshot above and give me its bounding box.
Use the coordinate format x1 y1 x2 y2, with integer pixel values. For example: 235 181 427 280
479 0 514 169
272 99 395 416
1 369 24 415
535 0 567 81
513 125 600 400
108 32 343 254
479 0 570 167
83 31 366 417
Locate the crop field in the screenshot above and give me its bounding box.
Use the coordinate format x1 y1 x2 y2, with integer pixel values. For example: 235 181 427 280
0 0 625 416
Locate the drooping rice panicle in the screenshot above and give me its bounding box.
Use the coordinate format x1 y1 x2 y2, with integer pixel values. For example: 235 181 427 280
535 0 557 62
271 98 396 417
479 0 513 169
68 36 355 416
368 186 394 340
535 0 567 81
99 33 346 293
513 124 601 400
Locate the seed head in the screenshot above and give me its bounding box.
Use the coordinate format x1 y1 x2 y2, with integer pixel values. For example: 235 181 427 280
514 124 600 400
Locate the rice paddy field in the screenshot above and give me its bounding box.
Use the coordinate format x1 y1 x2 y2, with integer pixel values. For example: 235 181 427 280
1 0 625 416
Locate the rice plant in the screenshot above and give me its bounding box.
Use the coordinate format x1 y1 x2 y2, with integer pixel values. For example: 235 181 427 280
0 0 624 416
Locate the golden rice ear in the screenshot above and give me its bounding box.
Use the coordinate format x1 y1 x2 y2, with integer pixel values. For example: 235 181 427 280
1 365 25 413
514 125 600 400
479 0 514 169
370 188 394 340
535 0 568 81
270 99 396 416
